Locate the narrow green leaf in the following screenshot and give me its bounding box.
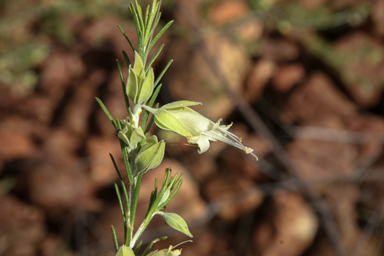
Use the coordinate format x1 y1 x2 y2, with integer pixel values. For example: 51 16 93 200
144 4 150 27
116 59 131 112
130 172 143 231
134 240 143 255
147 170 171 216
115 183 126 223
155 59 173 87
163 169 171 187
117 120 134 187
148 20 174 54
121 180 129 221
171 173 183 191
117 25 135 53
159 179 183 209
122 145 134 187
95 97 116 128
156 212 193 238
129 2 143 36
110 153 123 181
167 173 178 188
122 50 131 67
111 225 119 252
145 44 164 73
142 85 161 131
141 236 168 256
144 0 158 45
155 176 158 194
135 0 145 34
147 190 157 216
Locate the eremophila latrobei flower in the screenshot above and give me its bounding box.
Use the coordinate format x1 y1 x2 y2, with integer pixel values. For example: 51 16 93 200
143 101 258 160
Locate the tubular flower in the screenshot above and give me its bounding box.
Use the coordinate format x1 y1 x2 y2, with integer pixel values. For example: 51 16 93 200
145 101 258 160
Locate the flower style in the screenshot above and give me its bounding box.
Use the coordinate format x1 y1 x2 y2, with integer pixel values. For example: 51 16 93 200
144 101 258 160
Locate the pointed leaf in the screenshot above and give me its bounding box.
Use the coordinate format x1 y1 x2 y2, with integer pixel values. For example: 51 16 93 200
111 225 119 252
148 20 174 54
146 44 164 72
155 59 173 87
95 97 116 128
156 212 193 238
122 50 131 67
117 25 135 53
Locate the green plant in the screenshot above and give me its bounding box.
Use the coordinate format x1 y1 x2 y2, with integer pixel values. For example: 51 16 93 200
96 1 258 255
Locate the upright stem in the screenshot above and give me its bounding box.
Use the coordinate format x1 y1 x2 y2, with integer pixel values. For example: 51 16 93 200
130 214 155 247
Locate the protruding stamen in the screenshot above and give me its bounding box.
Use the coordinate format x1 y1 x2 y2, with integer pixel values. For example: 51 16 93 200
244 147 253 154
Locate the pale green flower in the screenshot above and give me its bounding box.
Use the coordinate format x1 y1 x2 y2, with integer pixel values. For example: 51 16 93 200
144 101 258 160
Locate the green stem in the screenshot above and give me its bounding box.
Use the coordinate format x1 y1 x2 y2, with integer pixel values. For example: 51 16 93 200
130 214 156 247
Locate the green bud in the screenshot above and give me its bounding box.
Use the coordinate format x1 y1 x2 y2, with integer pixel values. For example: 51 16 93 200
136 67 154 104
116 245 135 256
126 51 154 104
126 66 139 103
133 51 144 78
117 120 146 152
134 135 165 176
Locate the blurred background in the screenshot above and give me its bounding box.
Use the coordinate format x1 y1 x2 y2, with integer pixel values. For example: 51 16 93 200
1 0 384 255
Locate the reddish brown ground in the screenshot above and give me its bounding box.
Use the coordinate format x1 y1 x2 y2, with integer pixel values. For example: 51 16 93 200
1 0 384 256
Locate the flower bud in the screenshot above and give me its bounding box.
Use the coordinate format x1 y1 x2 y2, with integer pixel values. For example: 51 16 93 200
133 135 165 176
116 245 135 256
117 120 146 152
126 51 154 104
